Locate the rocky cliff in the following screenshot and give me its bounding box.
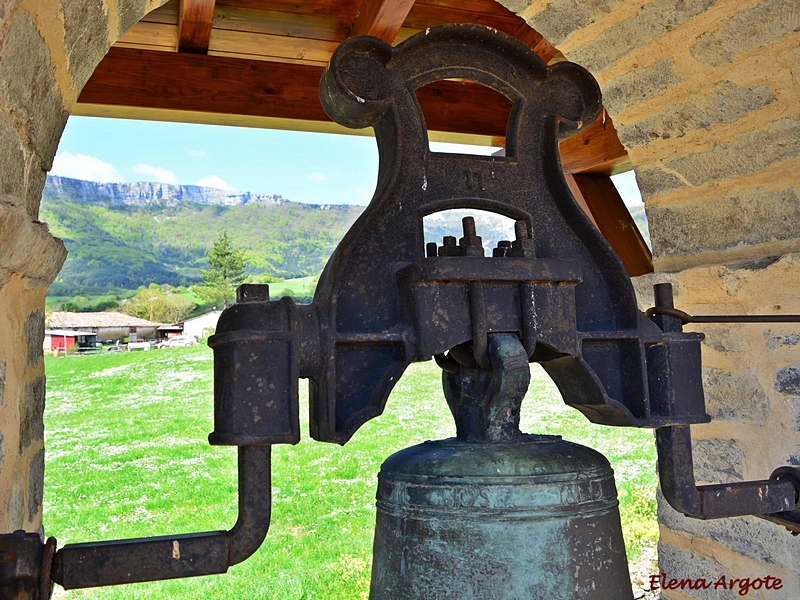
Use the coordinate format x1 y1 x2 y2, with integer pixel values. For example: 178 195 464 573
44 175 285 208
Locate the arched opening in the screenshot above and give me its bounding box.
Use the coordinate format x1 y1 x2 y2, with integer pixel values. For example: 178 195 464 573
423 208 517 256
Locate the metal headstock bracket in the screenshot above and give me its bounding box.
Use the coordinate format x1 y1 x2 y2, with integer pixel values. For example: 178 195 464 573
4 23 800 599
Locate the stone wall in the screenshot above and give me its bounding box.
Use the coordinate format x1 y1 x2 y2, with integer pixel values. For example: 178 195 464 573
501 0 800 596
0 0 163 535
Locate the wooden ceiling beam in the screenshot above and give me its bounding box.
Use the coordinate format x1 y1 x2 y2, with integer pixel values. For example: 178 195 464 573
559 112 631 176
568 173 653 276
77 47 630 173
178 0 217 54
350 0 416 43
513 23 558 64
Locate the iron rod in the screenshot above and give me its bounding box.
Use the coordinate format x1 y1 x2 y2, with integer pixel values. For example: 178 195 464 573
646 305 800 324
52 445 271 589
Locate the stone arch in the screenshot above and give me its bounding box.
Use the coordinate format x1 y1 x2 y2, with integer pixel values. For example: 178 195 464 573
0 0 167 534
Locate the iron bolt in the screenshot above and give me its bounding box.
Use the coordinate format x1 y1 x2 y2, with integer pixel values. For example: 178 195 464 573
236 284 271 303
493 240 512 257
459 216 484 257
510 219 536 258
439 236 461 256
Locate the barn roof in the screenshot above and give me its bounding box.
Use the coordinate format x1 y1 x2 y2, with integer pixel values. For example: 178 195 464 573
47 312 163 329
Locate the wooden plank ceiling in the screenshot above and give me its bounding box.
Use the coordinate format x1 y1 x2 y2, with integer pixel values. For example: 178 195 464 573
77 0 630 175
75 0 650 273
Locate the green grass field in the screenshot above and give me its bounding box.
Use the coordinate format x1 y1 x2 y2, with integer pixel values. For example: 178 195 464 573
44 344 657 599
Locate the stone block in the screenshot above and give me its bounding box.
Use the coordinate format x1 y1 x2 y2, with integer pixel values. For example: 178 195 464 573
0 14 69 171
664 118 800 187
117 0 151 38
786 397 800 432
61 0 110 91
616 82 775 148
765 332 800 351
19 375 44 452
8 482 24 530
702 367 770 423
701 325 746 354
690 0 800 67
0 431 5 473
657 542 737 599
602 58 684 116
648 188 800 260
519 0 620 47
569 0 714 74
692 437 745 482
0 112 26 202
0 360 5 405
25 154 47 217
27 448 43 522
775 365 800 396
0 195 68 284
24 310 43 368
635 165 688 197
658 492 800 571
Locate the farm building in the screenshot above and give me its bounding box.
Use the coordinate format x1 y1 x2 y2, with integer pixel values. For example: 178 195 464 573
46 311 162 343
0 1 799 598
43 329 98 354
180 310 222 340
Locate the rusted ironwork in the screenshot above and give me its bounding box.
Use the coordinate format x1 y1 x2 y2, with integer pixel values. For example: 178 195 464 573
651 282 800 532
4 23 800 597
50 445 272 589
646 305 800 323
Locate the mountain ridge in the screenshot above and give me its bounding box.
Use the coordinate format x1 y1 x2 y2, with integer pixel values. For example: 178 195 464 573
44 175 288 208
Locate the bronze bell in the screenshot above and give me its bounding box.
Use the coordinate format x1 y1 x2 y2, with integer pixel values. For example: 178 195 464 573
369 334 633 599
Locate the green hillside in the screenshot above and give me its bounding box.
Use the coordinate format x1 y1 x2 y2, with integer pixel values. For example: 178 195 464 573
41 195 362 296
40 176 650 300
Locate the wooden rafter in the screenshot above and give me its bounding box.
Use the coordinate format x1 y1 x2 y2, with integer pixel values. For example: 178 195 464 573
350 0 417 43
513 23 558 64
78 47 630 173
178 0 217 54
79 47 627 170
559 111 631 176
568 174 653 276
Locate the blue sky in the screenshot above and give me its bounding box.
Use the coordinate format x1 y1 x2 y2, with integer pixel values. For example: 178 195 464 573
52 116 642 206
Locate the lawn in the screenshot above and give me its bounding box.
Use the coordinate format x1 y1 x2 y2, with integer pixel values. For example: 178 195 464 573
44 344 657 599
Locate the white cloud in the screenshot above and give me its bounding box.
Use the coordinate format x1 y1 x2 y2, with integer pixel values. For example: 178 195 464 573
306 172 329 183
131 163 180 184
194 175 236 191
51 152 123 183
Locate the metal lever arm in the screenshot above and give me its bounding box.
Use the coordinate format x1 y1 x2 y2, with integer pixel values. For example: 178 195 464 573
51 445 272 589
656 426 799 526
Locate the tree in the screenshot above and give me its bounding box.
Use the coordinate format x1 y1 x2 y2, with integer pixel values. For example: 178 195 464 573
122 284 196 323
195 232 249 307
